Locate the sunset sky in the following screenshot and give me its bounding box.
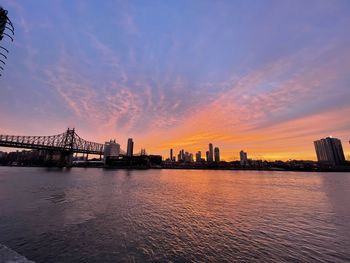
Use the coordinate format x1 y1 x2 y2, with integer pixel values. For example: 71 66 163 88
1 0 350 161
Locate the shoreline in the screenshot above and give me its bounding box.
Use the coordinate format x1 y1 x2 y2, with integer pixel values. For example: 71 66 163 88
1 164 350 173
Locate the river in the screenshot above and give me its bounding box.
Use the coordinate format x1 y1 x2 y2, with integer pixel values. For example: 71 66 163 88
0 167 349 262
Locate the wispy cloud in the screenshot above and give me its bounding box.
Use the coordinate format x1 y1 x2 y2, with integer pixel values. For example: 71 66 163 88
1 0 350 158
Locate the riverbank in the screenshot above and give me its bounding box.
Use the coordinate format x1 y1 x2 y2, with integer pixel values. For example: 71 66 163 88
1 163 350 172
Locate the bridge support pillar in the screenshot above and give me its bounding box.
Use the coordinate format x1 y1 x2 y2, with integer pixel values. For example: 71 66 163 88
59 151 73 167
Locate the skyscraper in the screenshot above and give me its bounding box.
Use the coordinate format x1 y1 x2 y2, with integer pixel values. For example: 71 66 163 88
208 143 213 162
177 151 182 162
240 150 248 166
196 151 201 162
314 137 345 165
206 151 209 162
127 138 134 157
189 153 194 162
170 148 173 162
214 147 220 162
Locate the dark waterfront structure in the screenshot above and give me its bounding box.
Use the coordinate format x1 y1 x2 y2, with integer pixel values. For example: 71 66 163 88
240 150 248 166
214 147 220 162
104 154 162 168
177 149 185 162
314 137 346 166
208 143 214 162
127 138 134 157
103 140 121 165
195 151 202 162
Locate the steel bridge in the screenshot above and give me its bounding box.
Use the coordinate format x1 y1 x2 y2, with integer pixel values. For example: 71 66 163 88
0 128 105 155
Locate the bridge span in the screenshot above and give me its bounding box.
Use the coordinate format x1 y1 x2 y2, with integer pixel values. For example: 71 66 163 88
0 129 108 166
0 128 104 155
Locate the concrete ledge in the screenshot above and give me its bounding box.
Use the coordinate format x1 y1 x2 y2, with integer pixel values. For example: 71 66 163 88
0 244 34 263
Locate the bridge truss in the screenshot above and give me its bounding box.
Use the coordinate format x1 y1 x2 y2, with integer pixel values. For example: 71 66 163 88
0 129 104 155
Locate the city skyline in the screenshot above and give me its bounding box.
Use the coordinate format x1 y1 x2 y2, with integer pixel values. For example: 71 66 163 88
1 1 350 161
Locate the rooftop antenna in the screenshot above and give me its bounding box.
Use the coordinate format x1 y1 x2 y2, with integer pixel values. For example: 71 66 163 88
0 6 14 77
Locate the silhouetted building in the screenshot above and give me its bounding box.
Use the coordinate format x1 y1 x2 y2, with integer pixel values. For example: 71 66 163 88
196 151 201 162
189 153 194 162
127 138 134 157
170 148 173 162
240 150 248 166
181 149 185 161
208 143 213 162
104 139 120 164
314 137 345 165
140 148 146 156
214 147 220 162
206 151 209 162
183 151 193 162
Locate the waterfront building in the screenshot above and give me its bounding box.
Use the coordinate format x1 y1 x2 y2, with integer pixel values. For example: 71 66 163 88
127 138 134 157
186 153 189 162
240 150 248 166
314 137 345 165
140 148 146 156
178 151 182 162
189 153 194 162
206 151 209 162
170 148 173 162
195 151 201 162
104 140 120 163
214 147 220 162
208 143 214 162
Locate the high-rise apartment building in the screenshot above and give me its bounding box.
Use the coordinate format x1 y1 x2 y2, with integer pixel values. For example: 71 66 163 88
178 151 182 162
196 151 201 162
208 143 214 162
240 150 248 166
314 137 345 165
214 147 220 162
189 153 194 162
178 149 185 162
127 138 134 157
104 139 120 164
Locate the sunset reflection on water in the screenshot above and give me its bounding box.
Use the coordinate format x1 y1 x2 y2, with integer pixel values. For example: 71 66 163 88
0 167 349 262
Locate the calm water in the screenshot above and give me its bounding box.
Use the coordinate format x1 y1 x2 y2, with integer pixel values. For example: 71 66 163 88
0 167 350 262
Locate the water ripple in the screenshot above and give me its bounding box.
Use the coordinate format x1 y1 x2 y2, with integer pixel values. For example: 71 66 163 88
0 168 349 262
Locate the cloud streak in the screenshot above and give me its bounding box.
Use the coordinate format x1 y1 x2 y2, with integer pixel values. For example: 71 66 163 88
1 0 350 159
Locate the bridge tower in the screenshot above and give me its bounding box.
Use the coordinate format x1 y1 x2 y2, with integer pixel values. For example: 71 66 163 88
58 128 75 167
